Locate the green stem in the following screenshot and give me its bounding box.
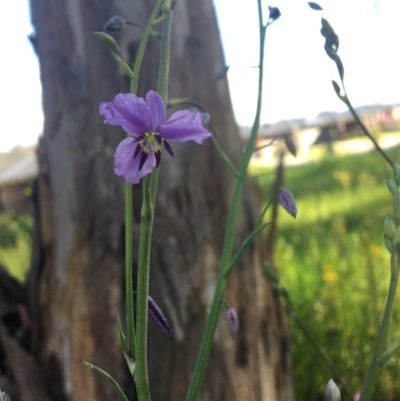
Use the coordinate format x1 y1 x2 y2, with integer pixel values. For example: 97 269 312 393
223 220 272 278
135 177 154 401
125 182 136 358
149 9 174 204
131 0 164 93
211 136 239 178
134 9 174 401
185 3 267 401
359 248 399 401
124 0 164 363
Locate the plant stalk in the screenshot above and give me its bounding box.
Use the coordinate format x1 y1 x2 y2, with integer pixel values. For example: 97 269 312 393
185 2 267 400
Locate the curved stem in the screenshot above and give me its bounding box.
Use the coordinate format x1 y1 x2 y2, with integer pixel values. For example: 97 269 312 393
340 81 393 168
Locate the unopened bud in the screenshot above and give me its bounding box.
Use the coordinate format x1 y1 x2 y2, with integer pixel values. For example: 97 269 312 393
387 177 398 196
268 6 281 21
392 226 400 247
384 235 393 253
201 112 211 126
162 0 171 14
148 296 173 336
393 163 400 178
325 379 341 401
214 66 229 82
383 216 397 239
308 2 323 10
104 16 126 32
394 188 400 219
225 307 239 339
278 188 297 218
93 32 122 54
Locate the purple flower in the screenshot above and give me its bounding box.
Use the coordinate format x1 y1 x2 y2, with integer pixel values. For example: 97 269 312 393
278 188 297 218
99 91 212 183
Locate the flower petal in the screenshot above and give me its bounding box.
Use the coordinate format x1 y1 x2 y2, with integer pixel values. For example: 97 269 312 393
159 110 212 143
114 138 156 184
100 93 152 138
145 91 166 130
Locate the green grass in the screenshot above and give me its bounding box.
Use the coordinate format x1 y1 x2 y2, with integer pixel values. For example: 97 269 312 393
0 213 32 283
253 144 400 401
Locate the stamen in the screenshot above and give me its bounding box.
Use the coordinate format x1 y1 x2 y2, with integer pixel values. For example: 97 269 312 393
155 134 162 145
163 140 174 157
133 143 142 159
134 134 146 143
155 151 161 168
138 151 148 171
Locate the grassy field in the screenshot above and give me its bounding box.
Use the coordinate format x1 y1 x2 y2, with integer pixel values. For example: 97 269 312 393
253 143 400 401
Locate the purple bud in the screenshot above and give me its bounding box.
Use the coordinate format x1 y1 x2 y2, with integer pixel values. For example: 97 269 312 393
148 296 173 336
307 2 323 11
225 307 239 338
104 16 126 32
201 112 211 126
214 66 230 82
278 188 297 218
268 6 281 21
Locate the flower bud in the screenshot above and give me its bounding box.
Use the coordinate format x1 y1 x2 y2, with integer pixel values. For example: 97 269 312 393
325 379 341 401
308 2 323 10
104 16 126 32
387 177 398 196
148 296 173 336
93 32 122 53
383 215 397 239
278 188 297 218
162 0 171 14
384 235 393 253
394 188 400 219
214 66 229 82
393 163 400 179
392 226 400 247
268 6 281 21
225 307 239 339
201 112 211 126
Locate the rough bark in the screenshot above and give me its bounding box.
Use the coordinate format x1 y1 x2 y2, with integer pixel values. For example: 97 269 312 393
25 1 294 401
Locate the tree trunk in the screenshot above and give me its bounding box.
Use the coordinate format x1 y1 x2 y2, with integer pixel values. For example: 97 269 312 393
26 1 293 401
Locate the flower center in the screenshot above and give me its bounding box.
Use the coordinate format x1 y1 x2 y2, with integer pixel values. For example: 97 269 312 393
133 132 174 171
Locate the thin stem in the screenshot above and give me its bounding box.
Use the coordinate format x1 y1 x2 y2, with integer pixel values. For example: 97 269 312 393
149 10 174 204
134 8 174 401
124 0 163 363
125 182 136 358
223 221 272 278
185 3 267 401
359 248 399 401
340 81 393 168
135 177 154 401
131 0 164 93
211 136 239 177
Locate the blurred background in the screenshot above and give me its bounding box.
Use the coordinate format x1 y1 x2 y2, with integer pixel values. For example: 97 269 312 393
1 1 400 401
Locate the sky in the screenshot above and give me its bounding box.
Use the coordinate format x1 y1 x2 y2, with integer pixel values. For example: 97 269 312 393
1 0 399 152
